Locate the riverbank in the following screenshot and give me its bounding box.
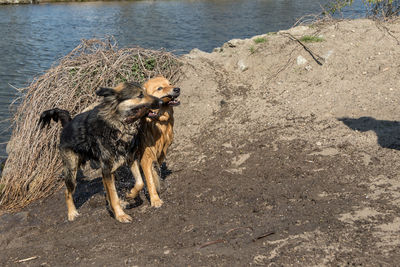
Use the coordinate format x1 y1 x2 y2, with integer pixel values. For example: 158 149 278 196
2 18 400 265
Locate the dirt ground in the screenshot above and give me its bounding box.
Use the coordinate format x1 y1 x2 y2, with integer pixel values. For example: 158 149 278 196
2 18 400 266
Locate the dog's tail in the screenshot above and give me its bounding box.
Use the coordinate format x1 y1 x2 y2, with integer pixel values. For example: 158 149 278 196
38 108 72 129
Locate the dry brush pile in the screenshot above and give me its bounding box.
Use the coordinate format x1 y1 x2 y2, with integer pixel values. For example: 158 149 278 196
0 38 181 212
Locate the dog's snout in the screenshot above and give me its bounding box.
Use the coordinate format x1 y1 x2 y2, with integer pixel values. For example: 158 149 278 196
173 87 180 94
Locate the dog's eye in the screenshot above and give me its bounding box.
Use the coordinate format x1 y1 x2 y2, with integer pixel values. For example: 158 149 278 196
138 92 144 98
157 87 163 91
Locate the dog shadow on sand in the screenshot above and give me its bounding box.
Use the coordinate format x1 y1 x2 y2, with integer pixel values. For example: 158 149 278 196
338 116 400 150
73 163 172 210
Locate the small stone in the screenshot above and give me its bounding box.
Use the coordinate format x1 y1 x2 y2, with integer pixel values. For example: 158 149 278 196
237 60 248 71
305 65 312 71
323 50 334 61
297 55 307 65
164 250 170 255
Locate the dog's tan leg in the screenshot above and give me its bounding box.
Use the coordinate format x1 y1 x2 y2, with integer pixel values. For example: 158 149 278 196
141 156 163 208
64 170 79 221
151 162 161 193
102 171 132 223
126 160 144 199
65 189 79 221
61 151 80 221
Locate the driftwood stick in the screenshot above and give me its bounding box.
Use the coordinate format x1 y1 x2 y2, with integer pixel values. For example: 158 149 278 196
281 32 324 66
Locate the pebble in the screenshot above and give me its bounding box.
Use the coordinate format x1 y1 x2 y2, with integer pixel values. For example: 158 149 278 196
297 55 307 65
237 59 248 71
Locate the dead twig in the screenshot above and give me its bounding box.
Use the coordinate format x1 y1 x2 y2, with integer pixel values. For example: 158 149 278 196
374 19 400 45
226 226 254 234
15 256 38 263
253 231 275 241
281 32 325 66
199 239 226 249
265 46 298 85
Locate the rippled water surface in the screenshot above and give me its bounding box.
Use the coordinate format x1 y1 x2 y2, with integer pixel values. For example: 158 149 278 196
0 0 363 157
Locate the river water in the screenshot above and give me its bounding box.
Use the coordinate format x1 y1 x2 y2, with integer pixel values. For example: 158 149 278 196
0 0 364 157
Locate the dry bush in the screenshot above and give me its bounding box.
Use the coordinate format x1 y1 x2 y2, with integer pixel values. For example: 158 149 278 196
0 38 181 211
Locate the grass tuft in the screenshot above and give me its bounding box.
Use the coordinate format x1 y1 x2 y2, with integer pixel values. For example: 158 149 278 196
253 37 267 44
300 35 324 43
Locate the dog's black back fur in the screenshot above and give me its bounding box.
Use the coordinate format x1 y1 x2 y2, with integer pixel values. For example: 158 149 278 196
59 106 140 169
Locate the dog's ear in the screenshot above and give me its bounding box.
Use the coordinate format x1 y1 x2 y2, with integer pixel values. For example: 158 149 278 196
96 87 115 97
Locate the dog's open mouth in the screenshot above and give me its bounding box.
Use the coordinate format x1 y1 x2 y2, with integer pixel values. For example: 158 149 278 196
163 95 180 106
168 98 180 106
147 110 159 118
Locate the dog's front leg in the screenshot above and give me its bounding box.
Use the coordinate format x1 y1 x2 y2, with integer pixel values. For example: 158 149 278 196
127 160 144 199
102 170 132 223
141 156 163 208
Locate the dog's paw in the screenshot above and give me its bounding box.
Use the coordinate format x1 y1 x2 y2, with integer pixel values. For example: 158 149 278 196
115 213 133 223
151 198 164 208
68 210 80 221
126 189 139 199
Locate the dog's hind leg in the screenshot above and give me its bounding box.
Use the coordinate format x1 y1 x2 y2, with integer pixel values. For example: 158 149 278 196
126 160 144 199
141 155 163 208
61 149 80 221
102 170 132 223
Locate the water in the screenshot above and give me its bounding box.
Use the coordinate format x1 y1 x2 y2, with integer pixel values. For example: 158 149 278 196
0 0 364 157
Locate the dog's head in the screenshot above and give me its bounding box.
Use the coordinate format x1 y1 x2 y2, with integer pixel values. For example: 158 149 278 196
96 81 163 123
143 76 180 119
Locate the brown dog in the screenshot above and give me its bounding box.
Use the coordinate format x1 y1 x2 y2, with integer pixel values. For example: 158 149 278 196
126 76 180 207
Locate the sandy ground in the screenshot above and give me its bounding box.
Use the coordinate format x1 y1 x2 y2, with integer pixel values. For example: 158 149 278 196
2 18 400 266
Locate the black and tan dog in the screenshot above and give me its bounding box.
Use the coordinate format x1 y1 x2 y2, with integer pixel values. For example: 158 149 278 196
39 82 162 223
126 76 180 207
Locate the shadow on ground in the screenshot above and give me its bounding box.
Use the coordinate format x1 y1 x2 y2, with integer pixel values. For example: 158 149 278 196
72 163 173 210
339 116 400 150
